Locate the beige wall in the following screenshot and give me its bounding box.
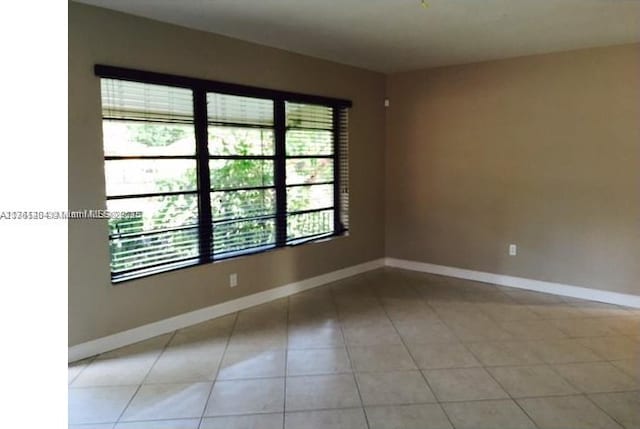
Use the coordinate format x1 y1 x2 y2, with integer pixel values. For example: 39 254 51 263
68 3 386 346
386 44 640 295
69 1 640 346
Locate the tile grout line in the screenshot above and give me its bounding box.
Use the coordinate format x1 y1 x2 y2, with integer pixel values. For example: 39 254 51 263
409 268 638 323
398 276 466 428
319 286 629 426
432 291 633 429
68 355 98 386
328 277 371 429
69 270 639 427
376 273 459 429
283 295 291 429
113 330 178 426
96 366 634 385
197 311 240 429
583 392 631 429
456 331 544 427
138 331 179 386
542 357 635 398
405 274 544 429
476 365 543 429
101 392 639 422
190 391 635 413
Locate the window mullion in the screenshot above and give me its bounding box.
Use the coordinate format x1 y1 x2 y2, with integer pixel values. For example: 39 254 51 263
274 99 287 246
193 87 213 263
98 69 349 283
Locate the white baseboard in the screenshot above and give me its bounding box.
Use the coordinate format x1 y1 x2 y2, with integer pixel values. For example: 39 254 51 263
385 257 640 309
69 258 385 362
70 256 640 361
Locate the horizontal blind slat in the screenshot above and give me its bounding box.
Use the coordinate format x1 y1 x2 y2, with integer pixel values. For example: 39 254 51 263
207 93 274 126
286 103 333 130
101 77 200 277
339 107 350 231
101 79 194 123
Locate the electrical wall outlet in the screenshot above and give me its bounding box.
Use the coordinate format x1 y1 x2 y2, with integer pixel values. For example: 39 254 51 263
509 244 517 256
229 273 238 287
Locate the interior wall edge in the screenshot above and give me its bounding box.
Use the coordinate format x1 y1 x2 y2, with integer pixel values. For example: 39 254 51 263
70 254 640 362
68 258 385 362
386 257 640 308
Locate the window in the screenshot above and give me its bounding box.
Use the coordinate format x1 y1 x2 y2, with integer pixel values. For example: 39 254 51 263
97 66 350 282
208 93 276 257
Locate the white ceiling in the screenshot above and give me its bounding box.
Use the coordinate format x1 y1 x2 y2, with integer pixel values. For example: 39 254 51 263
75 0 640 73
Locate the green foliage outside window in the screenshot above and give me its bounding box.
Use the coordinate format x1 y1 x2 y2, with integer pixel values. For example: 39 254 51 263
108 123 334 272
128 123 186 147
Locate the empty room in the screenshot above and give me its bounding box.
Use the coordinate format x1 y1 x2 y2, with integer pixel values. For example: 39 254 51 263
67 1 639 428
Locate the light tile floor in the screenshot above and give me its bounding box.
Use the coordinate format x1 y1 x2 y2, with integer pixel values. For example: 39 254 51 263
69 269 640 429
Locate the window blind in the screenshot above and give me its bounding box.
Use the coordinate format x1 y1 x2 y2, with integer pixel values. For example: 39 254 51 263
97 66 351 283
101 79 194 124
338 107 350 232
207 93 277 257
285 102 338 243
101 79 200 278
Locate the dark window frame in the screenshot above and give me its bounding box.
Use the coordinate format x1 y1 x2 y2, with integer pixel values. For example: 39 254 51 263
95 65 351 284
